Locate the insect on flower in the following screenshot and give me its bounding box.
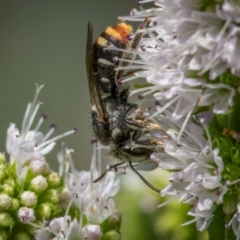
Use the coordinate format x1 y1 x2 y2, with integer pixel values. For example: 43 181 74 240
86 20 165 193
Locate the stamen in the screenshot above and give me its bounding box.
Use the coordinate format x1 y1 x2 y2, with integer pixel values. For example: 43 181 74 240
23 101 42 139
200 118 213 156
117 78 123 85
226 178 240 186
21 84 44 135
157 197 177 208
34 114 47 132
116 58 146 65
151 96 178 119
64 198 73 217
91 138 97 144
177 105 195 141
199 18 231 76
43 124 56 141
181 218 198 226
36 129 76 150
112 56 119 63
97 143 102 178
130 85 158 97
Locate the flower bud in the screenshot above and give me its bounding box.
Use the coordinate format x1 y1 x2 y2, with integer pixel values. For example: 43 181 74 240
59 188 71 210
1 184 14 197
9 198 19 211
0 212 14 227
43 189 59 204
18 207 35 223
29 159 49 176
13 231 31 240
0 194 12 210
101 210 122 232
1 178 15 196
20 191 37 207
102 231 121 240
83 224 102 240
46 172 60 187
35 203 52 219
30 175 48 194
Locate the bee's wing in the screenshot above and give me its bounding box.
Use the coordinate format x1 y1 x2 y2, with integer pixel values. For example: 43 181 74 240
86 22 108 122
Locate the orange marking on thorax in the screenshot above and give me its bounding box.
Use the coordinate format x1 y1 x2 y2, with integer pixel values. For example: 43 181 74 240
105 23 132 43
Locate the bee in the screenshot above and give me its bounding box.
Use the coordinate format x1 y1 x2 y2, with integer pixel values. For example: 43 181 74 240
86 21 164 193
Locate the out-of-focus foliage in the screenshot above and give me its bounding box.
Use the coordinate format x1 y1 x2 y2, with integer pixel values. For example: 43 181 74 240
115 170 208 240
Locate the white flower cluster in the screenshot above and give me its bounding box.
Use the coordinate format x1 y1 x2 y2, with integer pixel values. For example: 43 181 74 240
153 110 227 230
121 0 239 120
64 145 120 224
119 0 240 236
35 143 120 240
6 84 75 178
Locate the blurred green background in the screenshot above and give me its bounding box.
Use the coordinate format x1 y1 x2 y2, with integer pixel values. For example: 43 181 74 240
0 1 208 239
0 0 138 170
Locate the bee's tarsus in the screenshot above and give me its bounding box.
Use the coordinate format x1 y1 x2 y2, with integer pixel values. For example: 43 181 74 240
93 162 125 183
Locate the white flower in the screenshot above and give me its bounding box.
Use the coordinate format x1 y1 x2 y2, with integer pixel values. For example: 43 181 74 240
183 204 214 232
82 224 103 240
6 84 75 177
64 144 120 224
35 217 84 240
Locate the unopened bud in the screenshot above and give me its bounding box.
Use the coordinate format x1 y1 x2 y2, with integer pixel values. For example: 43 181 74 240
83 224 103 240
29 159 49 176
20 191 37 207
9 198 19 211
0 194 12 210
47 172 60 187
59 188 71 210
1 184 14 197
102 231 121 240
30 175 48 194
43 189 59 204
101 210 122 232
0 212 14 227
35 203 52 219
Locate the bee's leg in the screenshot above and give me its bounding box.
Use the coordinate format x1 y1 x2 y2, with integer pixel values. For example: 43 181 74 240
124 117 163 133
93 162 124 183
134 138 164 147
130 130 163 148
129 161 161 193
